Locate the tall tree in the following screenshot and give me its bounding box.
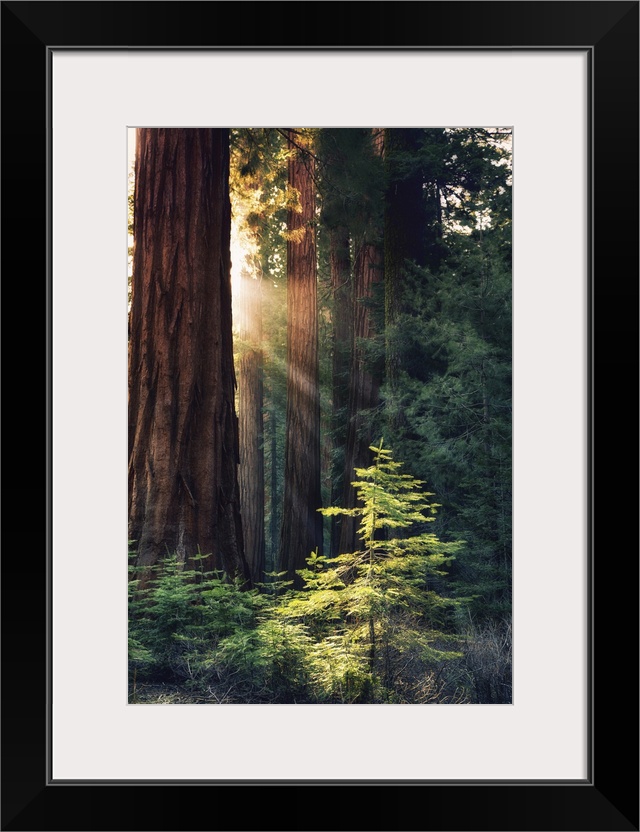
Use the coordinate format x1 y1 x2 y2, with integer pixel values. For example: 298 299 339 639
228 128 289 578
316 129 354 556
229 138 268 587
128 128 248 583
328 225 352 555
338 128 385 555
339 239 384 554
236 265 265 586
278 129 323 587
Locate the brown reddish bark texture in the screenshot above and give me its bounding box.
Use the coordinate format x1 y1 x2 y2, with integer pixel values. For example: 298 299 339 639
278 130 323 588
339 240 383 555
237 269 265 586
128 128 248 583
329 226 352 557
339 129 385 555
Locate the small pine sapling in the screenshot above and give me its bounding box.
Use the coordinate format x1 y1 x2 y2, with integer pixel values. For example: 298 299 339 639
312 439 464 700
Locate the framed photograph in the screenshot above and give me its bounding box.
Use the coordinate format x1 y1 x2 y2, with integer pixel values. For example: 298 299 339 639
3 1 637 830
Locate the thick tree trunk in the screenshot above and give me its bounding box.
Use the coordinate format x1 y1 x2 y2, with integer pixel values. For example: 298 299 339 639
128 128 248 583
278 130 323 587
237 270 265 586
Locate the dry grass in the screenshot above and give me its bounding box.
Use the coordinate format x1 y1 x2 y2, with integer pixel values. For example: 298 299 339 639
461 618 512 703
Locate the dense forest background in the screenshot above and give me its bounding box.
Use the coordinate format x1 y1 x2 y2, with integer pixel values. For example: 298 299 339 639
128 127 512 705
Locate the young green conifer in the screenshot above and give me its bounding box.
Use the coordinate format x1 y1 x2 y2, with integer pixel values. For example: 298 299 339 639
295 440 464 701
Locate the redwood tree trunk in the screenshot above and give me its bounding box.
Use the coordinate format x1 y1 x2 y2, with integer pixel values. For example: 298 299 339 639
128 128 248 583
278 130 323 587
237 270 265 586
339 129 384 555
339 240 383 555
268 403 279 573
329 226 352 557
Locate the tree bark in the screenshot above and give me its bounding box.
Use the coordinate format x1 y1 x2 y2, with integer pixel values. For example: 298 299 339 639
128 128 248 583
237 269 265 586
339 240 383 554
278 130 323 587
268 403 279 573
339 129 384 555
329 226 352 557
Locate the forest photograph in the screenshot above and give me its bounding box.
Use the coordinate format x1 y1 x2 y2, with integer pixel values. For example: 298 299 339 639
127 126 512 705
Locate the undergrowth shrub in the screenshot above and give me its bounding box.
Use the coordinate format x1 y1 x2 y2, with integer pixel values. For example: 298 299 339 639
129 552 262 687
459 616 512 703
128 443 506 704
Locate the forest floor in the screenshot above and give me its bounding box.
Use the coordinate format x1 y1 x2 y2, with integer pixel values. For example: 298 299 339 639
128 682 226 704
128 681 299 704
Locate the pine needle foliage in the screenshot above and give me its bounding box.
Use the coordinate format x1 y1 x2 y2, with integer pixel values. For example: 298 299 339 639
128 446 467 703
280 440 465 701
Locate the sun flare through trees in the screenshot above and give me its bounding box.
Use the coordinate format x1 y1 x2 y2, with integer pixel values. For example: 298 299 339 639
128 126 512 704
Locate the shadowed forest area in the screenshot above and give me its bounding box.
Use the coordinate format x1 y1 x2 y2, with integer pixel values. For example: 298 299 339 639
128 127 512 704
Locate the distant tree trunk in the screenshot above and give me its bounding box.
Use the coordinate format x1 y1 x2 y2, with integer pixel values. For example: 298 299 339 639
278 130 323 587
329 226 352 557
339 240 383 554
339 129 384 555
268 403 279 572
237 269 265 586
128 128 248 583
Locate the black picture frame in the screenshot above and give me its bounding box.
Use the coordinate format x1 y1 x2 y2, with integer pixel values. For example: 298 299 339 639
2 2 638 830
